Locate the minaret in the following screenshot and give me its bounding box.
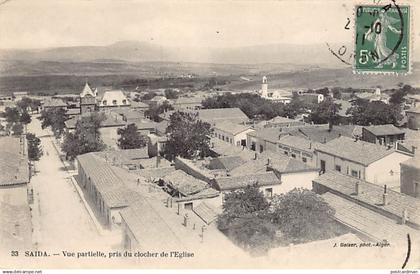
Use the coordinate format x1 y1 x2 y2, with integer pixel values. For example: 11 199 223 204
261 76 268 97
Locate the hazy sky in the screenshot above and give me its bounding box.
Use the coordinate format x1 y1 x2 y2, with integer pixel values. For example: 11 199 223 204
0 0 418 50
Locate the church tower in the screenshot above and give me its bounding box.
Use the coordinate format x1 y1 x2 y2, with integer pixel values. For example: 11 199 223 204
261 76 268 97
80 82 97 114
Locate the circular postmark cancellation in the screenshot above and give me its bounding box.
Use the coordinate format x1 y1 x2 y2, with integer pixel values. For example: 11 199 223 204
326 0 411 75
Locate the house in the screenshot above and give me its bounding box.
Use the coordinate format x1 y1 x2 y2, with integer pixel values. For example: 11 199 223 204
214 172 280 199
129 100 149 111
208 156 247 172
148 95 168 106
172 97 203 110
12 91 28 101
0 137 32 250
212 121 254 147
196 108 249 126
313 171 420 235
362 124 405 147
354 88 390 103
406 105 420 130
254 116 306 129
315 136 412 188
76 153 144 229
99 90 130 109
277 135 319 167
300 93 324 104
42 98 67 110
400 156 420 198
158 170 220 210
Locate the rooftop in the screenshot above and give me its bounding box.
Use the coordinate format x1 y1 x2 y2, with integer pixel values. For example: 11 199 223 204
323 192 420 242
214 171 280 191
208 156 247 172
99 90 130 107
0 137 29 186
315 136 396 166
363 124 405 136
313 171 420 227
197 108 249 124
162 170 209 196
214 121 253 135
278 135 319 154
43 98 67 108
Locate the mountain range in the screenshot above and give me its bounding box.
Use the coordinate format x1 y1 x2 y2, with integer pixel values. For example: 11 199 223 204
0 40 349 66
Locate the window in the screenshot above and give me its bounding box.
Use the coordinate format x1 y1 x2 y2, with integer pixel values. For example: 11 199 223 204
184 202 193 210
122 99 127 104
351 170 358 177
265 188 273 198
291 154 296 158
102 100 107 106
302 157 307 163
259 145 264 153
335 165 341 172
112 100 117 105
320 160 326 173
284 151 289 156
222 136 225 141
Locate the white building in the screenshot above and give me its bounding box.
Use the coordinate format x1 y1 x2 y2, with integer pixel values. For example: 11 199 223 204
212 121 254 147
259 76 292 104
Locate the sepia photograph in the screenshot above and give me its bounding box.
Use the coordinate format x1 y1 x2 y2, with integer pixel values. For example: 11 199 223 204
0 0 419 272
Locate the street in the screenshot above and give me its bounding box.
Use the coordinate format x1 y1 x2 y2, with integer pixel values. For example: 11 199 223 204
27 115 114 251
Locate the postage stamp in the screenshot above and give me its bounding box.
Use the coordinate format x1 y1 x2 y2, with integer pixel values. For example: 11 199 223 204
354 3 410 74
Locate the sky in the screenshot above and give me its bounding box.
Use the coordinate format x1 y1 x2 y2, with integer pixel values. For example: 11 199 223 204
0 0 418 50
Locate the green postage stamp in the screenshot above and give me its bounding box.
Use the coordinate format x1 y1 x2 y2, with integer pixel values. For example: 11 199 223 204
354 3 410 74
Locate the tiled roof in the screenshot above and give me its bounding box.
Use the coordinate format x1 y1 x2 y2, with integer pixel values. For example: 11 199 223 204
247 127 284 143
313 171 420 227
322 192 420 242
295 125 356 143
208 156 247 171
162 170 209 196
43 98 67 108
120 199 185 251
174 97 203 105
77 153 138 208
229 158 268 176
130 167 176 181
99 90 130 107
0 137 29 186
400 156 420 169
316 136 396 166
215 171 280 191
65 108 81 115
363 124 405 136
193 202 218 224
129 100 149 108
214 121 253 135
197 108 249 124
278 135 319 154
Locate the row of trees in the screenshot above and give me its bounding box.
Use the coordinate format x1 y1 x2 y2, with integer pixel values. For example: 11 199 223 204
218 186 345 255
3 106 31 135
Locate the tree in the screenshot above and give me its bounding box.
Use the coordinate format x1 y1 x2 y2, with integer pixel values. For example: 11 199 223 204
164 111 213 160
11 123 24 136
19 111 32 125
270 188 338 243
17 97 32 112
284 93 306 119
61 113 106 160
346 99 399 125
331 87 342 99
141 91 157 101
164 89 179 99
309 97 341 131
39 108 68 137
5 107 20 124
389 89 408 106
315 87 330 97
26 133 43 161
117 123 147 149
217 185 274 254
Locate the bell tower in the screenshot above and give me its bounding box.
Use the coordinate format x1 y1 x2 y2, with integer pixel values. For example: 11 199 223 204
80 81 97 114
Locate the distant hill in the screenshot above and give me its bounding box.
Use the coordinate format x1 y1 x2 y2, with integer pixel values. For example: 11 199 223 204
0 40 347 66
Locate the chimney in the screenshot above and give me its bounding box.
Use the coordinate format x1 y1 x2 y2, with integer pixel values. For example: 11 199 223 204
211 142 214 148
323 137 327 144
137 178 140 186
254 153 258 160
156 155 161 168
267 158 271 166
355 181 359 195
402 208 408 225
309 142 312 150
382 185 388 205
183 213 189 227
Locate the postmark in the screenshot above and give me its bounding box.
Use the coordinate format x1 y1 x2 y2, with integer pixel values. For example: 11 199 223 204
354 2 410 74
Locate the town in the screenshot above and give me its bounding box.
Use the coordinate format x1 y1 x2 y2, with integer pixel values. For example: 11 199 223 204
1 73 420 267
0 0 420 270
